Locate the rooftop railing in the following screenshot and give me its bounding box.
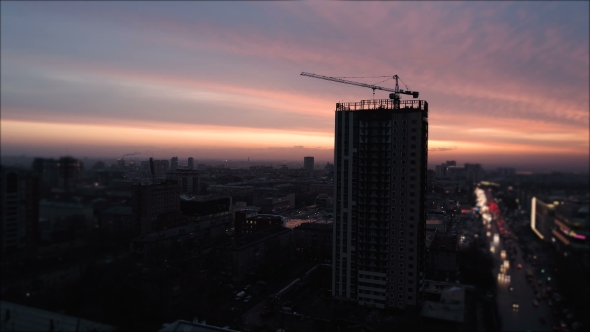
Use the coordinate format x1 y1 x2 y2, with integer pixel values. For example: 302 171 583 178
336 99 427 111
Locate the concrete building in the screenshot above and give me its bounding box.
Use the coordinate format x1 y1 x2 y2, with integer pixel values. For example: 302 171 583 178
132 180 181 235
0 167 39 254
333 99 428 310
304 156 315 178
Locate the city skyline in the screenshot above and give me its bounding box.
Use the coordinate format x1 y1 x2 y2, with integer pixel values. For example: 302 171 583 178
1 2 589 173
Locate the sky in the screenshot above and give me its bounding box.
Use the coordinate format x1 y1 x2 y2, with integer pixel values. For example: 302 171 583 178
1 2 589 172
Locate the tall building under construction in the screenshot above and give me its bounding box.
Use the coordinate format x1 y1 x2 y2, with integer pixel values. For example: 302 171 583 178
332 98 428 310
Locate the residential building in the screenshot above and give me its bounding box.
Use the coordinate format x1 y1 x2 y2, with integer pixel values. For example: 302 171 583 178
333 98 428 310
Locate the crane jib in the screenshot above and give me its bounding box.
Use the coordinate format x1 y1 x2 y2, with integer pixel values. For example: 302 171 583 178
300 72 419 99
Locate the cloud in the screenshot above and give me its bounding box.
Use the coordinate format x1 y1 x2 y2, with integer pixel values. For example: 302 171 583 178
429 147 457 152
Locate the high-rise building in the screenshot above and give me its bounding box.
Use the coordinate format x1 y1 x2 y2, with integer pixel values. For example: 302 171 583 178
171 157 179 171
333 98 428 310
188 157 194 170
304 156 314 178
0 167 39 254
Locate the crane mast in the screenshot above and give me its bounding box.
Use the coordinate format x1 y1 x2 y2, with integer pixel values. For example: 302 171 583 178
300 72 419 109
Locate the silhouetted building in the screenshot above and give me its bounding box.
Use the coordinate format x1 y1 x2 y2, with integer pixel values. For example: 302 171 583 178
333 99 428 310
153 159 170 177
188 157 195 170
166 169 200 194
304 156 314 178
117 158 125 169
32 156 83 191
132 180 181 235
0 167 39 254
171 156 178 171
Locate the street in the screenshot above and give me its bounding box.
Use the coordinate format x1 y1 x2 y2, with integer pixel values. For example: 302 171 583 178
482 190 554 331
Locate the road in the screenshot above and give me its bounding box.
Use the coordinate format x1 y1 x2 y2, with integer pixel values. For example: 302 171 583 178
484 192 554 331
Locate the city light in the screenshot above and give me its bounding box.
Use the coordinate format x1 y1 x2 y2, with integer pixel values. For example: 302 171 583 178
500 250 506 260
490 246 495 253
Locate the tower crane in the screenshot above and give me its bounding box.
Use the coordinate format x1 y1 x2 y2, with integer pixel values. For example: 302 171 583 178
300 72 419 109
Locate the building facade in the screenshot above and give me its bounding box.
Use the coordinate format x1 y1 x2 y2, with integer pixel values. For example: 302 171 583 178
333 99 428 310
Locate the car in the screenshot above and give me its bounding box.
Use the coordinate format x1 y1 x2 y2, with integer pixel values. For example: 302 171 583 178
533 300 540 307
244 295 252 303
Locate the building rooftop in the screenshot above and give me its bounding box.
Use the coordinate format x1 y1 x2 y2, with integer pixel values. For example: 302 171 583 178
0 301 116 332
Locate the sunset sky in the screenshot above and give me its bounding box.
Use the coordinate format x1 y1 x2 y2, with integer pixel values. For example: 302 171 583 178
1 2 588 172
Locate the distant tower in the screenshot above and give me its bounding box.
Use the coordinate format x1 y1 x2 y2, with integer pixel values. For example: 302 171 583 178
188 157 194 170
171 157 179 171
304 156 314 178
